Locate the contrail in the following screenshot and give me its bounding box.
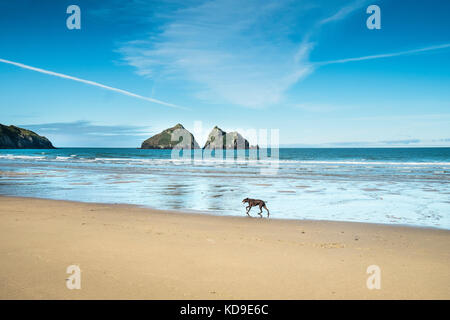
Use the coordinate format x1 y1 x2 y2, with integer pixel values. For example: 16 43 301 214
315 43 450 66
0 58 185 109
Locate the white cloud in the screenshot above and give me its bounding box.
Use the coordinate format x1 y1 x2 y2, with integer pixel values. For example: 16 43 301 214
119 0 317 108
118 0 449 110
21 121 154 147
319 0 369 25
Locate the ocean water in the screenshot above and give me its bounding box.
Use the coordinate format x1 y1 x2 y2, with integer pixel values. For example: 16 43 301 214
0 148 449 229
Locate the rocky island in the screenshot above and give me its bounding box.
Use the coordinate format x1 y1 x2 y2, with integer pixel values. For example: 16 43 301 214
140 124 258 150
0 124 55 149
141 123 200 149
203 126 251 149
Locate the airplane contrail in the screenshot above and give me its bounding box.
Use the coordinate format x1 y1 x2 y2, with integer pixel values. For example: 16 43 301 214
0 58 185 110
315 43 450 66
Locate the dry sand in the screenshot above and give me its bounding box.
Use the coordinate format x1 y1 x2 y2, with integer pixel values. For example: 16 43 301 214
0 196 448 299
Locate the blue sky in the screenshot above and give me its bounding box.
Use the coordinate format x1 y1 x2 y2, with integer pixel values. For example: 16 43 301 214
0 0 449 147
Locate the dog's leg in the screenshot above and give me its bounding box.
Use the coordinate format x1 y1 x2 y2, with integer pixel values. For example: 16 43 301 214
258 205 263 218
246 206 252 217
264 205 270 218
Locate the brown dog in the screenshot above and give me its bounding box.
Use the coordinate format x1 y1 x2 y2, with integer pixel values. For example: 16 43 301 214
242 198 270 218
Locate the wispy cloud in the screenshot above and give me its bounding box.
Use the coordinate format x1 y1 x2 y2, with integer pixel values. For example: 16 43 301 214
22 120 151 136
281 138 450 148
319 0 369 25
342 113 450 122
21 121 153 147
117 0 449 110
115 0 382 109
119 0 318 108
0 58 184 109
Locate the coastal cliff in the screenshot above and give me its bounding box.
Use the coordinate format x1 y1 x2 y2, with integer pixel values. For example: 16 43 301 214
141 123 200 149
0 124 55 149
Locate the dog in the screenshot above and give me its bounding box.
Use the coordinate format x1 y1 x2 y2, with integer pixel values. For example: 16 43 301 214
242 198 270 218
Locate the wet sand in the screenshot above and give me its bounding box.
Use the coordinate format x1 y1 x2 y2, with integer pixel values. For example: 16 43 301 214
0 196 449 299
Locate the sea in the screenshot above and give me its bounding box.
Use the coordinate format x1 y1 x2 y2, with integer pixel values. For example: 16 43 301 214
0 147 449 229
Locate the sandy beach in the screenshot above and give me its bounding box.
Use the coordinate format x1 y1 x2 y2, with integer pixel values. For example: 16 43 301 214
0 196 449 299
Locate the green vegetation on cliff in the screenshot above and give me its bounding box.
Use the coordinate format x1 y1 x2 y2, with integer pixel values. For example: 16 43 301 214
141 123 200 149
0 124 55 149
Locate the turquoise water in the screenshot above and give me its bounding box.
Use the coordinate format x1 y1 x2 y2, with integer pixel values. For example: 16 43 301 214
0 148 449 229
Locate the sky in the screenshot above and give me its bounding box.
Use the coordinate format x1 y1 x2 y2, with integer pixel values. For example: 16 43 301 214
0 0 449 147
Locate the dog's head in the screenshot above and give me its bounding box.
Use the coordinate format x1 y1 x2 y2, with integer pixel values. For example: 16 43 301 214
242 198 249 203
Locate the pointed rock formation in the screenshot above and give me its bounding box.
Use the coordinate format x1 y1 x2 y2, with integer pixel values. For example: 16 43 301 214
141 123 200 149
203 126 226 150
203 126 250 149
225 131 250 149
0 124 55 149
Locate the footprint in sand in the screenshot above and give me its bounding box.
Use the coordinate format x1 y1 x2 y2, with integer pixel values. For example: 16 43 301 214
316 242 345 249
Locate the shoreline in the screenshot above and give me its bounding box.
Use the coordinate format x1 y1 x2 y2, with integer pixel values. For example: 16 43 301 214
1 194 447 231
1 147 449 229
0 195 449 299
